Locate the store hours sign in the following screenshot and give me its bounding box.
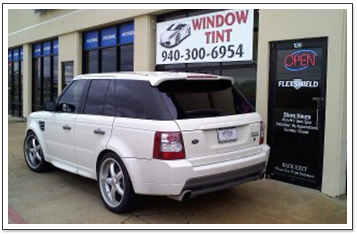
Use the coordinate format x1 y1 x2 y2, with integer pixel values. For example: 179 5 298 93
156 9 254 65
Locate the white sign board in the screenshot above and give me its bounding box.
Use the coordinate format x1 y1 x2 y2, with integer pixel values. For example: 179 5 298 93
156 9 254 65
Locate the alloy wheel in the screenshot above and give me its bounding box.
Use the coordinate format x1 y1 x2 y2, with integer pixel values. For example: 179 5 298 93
24 135 43 169
99 158 125 208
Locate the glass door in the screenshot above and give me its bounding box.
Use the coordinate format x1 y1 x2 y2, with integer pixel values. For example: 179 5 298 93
62 61 74 90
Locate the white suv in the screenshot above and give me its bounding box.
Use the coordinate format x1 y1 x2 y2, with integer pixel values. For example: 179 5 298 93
24 72 270 213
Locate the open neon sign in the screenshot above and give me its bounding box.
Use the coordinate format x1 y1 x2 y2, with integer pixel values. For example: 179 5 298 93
284 50 317 71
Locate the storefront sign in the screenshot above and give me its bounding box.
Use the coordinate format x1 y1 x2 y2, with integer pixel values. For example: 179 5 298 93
267 38 328 190
283 49 317 71
84 31 99 50
156 9 254 65
8 50 12 62
278 79 319 90
33 43 42 58
119 22 134 44
101 26 117 47
12 49 20 61
43 41 52 56
20 48 23 60
52 40 58 54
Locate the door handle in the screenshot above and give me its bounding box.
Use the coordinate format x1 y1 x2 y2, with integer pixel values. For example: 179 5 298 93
63 125 71 130
312 97 324 130
94 129 105 135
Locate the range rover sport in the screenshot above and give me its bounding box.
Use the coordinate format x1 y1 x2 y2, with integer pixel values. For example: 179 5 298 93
23 72 270 213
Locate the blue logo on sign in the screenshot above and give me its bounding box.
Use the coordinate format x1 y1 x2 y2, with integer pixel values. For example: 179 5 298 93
101 26 117 47
8 50 12 62
119 23 134 44
33 43 42 58
84 31 99 50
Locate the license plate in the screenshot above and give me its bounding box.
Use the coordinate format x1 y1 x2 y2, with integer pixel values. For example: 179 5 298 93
217 128 237 143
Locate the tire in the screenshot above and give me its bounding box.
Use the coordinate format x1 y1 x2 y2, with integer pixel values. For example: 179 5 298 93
23 131 50 172
97 152 138 213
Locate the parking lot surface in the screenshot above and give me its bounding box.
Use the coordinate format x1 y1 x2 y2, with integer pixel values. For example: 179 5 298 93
8 119 347 224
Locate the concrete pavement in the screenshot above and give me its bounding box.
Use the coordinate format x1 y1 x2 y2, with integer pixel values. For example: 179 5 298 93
7 119 347 224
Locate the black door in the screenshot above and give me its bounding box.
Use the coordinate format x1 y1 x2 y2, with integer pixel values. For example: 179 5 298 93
267 37 328 190
62 61 74 90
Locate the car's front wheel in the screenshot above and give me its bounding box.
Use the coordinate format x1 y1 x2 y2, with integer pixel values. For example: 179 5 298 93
23 131 50 172
98 152 138 213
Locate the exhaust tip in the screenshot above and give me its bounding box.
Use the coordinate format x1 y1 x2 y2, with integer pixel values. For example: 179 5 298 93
167 190 192 201
181 191 192 201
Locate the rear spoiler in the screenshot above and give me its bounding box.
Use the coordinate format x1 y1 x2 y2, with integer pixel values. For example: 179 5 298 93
150 75 234 86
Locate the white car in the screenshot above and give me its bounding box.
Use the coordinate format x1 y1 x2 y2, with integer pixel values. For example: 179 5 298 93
160 23 191 48
24 72 270 213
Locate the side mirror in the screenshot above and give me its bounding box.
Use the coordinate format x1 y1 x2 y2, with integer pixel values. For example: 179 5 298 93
44 101 56 112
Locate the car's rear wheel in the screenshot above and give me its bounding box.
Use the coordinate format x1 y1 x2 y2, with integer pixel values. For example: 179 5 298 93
98 152 138 213
23 132 49 172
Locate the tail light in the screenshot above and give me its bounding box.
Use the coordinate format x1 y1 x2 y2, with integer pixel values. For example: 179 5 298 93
153 132 185 160
260 121 265 144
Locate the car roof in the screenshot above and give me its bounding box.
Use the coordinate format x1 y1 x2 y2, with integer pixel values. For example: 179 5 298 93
74 72 234 86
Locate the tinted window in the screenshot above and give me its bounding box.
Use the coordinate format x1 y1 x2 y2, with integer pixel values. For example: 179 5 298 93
58 80 88 113
222 68 257 107
53 55 58 99
103 80 116 116
115 80 171 120
84 50 99 74
120 45 133 71
33 57 42 111
158 80 254 119
43 56 51 103
101 48 117 72
84 80 111 115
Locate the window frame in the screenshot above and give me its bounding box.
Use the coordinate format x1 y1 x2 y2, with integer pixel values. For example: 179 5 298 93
55 79 89 114
31 39 59 112
82 79 113 116
82 22 134 74
61 61 74 90
8 48 23 117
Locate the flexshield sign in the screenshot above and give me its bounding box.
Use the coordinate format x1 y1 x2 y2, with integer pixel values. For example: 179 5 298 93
156 9 254 65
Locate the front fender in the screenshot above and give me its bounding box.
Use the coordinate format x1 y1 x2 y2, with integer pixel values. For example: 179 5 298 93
25 113 49 161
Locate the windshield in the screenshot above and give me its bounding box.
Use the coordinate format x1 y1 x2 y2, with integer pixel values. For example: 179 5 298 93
167 24 180 31
158 80 254 119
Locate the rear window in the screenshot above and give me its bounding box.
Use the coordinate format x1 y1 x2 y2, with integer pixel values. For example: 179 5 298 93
115 80 172 120
158 80 254 119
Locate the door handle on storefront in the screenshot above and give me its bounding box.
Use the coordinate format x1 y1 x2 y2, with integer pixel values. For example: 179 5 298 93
312 97 325 110
63 125 71 130
94 129 105 135
312 97 325 130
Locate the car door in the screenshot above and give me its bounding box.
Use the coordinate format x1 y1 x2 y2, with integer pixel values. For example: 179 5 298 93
75 79 115 179
45 79 88 173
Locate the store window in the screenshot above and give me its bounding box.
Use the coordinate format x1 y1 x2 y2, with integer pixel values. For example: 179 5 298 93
83 22 134 74
8 47 23 117
32 39 59 111
156 10 259 107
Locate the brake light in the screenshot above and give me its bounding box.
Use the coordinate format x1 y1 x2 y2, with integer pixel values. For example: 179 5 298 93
153 132 185 160
260 121 265 144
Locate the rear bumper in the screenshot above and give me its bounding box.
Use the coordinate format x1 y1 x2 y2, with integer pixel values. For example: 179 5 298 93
122 144 270 196
182 162 265 198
